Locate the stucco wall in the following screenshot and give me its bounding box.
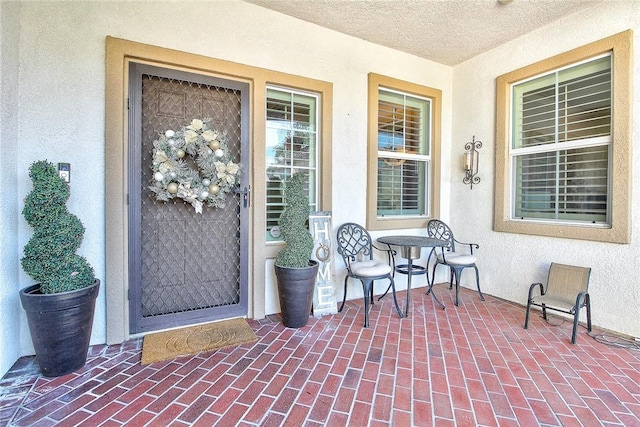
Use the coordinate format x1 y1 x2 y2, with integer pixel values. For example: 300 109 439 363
0 1 22 378
451 0 640 338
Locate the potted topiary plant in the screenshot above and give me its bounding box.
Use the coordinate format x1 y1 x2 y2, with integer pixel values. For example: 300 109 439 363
274 172 319 328
19 160 100 377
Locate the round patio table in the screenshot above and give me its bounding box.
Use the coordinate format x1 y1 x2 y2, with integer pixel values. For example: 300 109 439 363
377 235 447 315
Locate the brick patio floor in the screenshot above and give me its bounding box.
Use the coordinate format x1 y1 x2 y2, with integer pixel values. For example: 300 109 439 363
1 285 639 426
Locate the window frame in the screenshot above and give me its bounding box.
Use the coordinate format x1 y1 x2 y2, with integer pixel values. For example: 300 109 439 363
367 73 441 231
494 31 633 243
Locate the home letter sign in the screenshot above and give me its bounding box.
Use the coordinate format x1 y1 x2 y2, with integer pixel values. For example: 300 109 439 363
309 211 337 316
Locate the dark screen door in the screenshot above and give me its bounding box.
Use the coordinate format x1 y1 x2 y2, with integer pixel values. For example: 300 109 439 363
128 63 249 334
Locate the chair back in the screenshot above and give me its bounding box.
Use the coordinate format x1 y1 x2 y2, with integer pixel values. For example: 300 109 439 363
336 223 374 268
545 263 591 299
427 219 455 252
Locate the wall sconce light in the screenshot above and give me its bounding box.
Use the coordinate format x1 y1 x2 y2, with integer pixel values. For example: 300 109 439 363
463 135 482 189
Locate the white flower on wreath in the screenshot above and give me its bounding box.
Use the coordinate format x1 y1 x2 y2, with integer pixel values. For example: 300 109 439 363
184 129 198 144
188 119 204 131
215 161 240 185
215 161 227 174
154 150 169 164
226 162 239 175
202 130 217 141
177 182 197 202
153 150 175 175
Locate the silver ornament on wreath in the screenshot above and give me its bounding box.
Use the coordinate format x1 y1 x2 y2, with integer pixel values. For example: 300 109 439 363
148 118 241 213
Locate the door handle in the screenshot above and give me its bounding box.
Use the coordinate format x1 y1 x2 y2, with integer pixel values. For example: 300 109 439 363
235 186 250 208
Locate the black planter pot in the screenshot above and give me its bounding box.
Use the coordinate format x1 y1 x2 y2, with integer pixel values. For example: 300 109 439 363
20 279 100 377
275 261 319 328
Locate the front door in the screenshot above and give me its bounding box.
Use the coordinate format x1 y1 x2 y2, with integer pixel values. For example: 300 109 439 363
128 63 250 334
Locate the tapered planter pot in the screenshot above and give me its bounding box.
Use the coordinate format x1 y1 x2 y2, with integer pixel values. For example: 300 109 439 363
20 279 100 377
275 261 319 328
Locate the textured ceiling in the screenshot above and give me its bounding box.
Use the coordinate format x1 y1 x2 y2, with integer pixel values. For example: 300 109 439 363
243 0 602 65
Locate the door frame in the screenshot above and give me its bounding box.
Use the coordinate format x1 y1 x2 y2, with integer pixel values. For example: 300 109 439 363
105 36 333 344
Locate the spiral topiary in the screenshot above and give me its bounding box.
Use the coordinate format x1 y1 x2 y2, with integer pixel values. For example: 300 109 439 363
275 172 313 268
21 161 95 294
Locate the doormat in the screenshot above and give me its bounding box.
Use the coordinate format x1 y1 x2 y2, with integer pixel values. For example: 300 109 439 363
141 318 257 365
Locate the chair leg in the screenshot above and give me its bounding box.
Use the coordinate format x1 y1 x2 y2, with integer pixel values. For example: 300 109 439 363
524 300 532 329
425 263 446 310
571 314 579 344
571 295 583 344
427 263 439 295
585 293 592 333
473 266 484 301
370 284 375 306
339 276 349 312
361 279 373 327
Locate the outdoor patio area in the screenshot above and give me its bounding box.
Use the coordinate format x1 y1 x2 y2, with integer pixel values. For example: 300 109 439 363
2 285 639 426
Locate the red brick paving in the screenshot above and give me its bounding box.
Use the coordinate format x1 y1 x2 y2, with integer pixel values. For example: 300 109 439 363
1 286 639 426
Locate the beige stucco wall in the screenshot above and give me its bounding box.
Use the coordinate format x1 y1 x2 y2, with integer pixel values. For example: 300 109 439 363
0 1 23 377
451 0 640 338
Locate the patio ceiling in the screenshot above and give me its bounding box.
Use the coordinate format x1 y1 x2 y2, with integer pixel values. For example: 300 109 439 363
243 0 602 65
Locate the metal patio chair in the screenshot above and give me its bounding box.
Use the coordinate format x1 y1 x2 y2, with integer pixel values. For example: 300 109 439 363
336 223 403 327
427 219 484 306
524 262 592 344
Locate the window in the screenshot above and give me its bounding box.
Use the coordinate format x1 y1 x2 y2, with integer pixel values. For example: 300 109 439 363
495 31 632 243
367 74 441 230
377 90 430 216
266 87 319 241
512 55 611 223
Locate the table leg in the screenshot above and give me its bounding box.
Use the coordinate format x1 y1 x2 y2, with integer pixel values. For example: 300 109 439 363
405 257 412 317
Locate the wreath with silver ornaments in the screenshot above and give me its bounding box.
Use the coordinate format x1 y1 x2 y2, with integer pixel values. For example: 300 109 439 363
149 118 240 214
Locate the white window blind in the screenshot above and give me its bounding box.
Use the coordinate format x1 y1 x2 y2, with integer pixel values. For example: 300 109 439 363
266 88 318 241
511 54 611 224
377 89 430 217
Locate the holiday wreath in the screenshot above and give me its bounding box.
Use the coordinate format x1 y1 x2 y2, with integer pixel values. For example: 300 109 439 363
149 118 240 213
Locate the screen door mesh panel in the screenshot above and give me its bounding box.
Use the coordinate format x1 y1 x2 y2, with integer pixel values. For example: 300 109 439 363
140 75 241 318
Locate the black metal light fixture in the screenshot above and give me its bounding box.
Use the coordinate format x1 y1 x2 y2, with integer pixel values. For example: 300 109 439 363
463 135 482 189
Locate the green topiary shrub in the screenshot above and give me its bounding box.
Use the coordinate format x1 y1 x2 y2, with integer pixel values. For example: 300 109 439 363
21 161 95 294
275 172 313 268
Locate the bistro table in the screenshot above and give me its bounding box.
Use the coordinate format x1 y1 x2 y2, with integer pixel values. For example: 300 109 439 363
377 235 447 316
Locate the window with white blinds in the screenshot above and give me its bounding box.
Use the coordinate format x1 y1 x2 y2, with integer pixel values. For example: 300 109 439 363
377 89 430 217
266 87 318 241
510 54 611 224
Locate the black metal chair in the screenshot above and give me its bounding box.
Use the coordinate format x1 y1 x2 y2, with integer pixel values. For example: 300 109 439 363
427 219 484 306
336 223 403 327
524 262 592 344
